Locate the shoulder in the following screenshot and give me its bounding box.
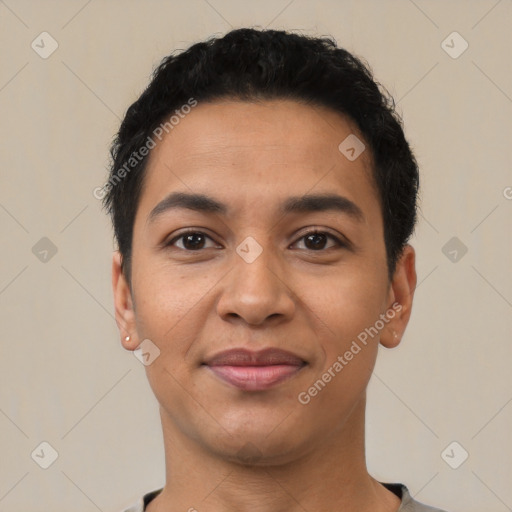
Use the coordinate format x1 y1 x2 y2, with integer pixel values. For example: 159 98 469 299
393 482 450 512
120 484 451 512
119 488 163 512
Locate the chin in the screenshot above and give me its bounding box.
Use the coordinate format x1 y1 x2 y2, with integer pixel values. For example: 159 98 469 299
201 420 311 467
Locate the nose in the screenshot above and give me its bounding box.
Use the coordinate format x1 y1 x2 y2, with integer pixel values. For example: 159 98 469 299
216 241 295 326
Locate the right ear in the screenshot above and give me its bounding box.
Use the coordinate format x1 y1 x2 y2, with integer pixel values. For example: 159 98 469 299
112 251 139 351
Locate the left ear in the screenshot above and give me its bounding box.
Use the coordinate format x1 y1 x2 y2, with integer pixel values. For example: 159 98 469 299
380 244 417 348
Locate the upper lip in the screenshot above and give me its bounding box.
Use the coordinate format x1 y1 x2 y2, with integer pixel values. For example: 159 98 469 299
203 348 306 367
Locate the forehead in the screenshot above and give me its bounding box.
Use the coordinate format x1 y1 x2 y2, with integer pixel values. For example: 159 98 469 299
136 99 380 225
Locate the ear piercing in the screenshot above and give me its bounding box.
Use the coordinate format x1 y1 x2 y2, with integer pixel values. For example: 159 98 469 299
124 336 131 342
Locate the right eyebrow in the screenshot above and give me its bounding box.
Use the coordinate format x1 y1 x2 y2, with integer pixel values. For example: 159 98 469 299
147 192 228 225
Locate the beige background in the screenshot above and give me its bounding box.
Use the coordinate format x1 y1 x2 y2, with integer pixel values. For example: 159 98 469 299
1 1 511 511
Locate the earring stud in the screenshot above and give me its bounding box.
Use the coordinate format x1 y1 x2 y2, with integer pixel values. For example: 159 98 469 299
124 336 130 342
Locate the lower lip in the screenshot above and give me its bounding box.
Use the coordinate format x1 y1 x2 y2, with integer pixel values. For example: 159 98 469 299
206 364 304 391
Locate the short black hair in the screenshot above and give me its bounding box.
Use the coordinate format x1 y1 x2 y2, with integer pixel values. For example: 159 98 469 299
103 27 419 284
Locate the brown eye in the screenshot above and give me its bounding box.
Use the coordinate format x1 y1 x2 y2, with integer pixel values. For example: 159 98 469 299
293 230 345 251
167 231 217 251
304 232 328 250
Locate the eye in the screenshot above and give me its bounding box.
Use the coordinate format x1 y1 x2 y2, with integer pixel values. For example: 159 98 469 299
166 230 219 251
292 230 346 251
164 229 348 252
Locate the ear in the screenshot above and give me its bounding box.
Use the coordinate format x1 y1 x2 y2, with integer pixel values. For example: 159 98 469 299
112 251 139 351
380 244 417 349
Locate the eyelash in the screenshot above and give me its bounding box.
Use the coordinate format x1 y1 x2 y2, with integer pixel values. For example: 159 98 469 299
165 229 347 252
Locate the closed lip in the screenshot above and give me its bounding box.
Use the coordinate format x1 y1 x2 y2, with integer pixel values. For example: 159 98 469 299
203 347 307 391
203 347 306 367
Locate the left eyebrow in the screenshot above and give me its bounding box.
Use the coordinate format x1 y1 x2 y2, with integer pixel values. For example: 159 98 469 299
280 193 365 223
146 191 365 225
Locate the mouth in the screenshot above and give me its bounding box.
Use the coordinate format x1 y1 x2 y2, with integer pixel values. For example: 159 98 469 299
202 348 307 391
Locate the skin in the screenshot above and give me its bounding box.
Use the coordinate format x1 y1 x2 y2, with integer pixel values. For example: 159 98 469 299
112 99 417 512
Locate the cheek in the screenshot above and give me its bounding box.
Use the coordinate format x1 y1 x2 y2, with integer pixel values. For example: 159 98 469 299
131 262 217 382
298 345 377 429
297 270 385 410
304 266 387 347
298 276 383 416
132 269 215 418
133 257 212 329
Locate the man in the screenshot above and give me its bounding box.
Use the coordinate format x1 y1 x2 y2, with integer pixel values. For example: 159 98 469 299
104 27 448 512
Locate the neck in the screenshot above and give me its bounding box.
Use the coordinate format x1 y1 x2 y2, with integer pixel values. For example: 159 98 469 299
147 394 400 512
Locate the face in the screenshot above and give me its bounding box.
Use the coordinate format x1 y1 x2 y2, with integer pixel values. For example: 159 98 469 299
113 99 416 464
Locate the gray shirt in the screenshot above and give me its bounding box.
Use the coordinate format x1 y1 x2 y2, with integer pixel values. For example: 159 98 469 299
120 483 448 511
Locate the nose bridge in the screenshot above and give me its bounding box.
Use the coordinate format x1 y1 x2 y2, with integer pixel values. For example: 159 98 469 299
217 234 294 325
236 236 278 288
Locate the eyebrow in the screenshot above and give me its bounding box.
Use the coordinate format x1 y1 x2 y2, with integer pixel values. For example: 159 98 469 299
147 191 365 224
